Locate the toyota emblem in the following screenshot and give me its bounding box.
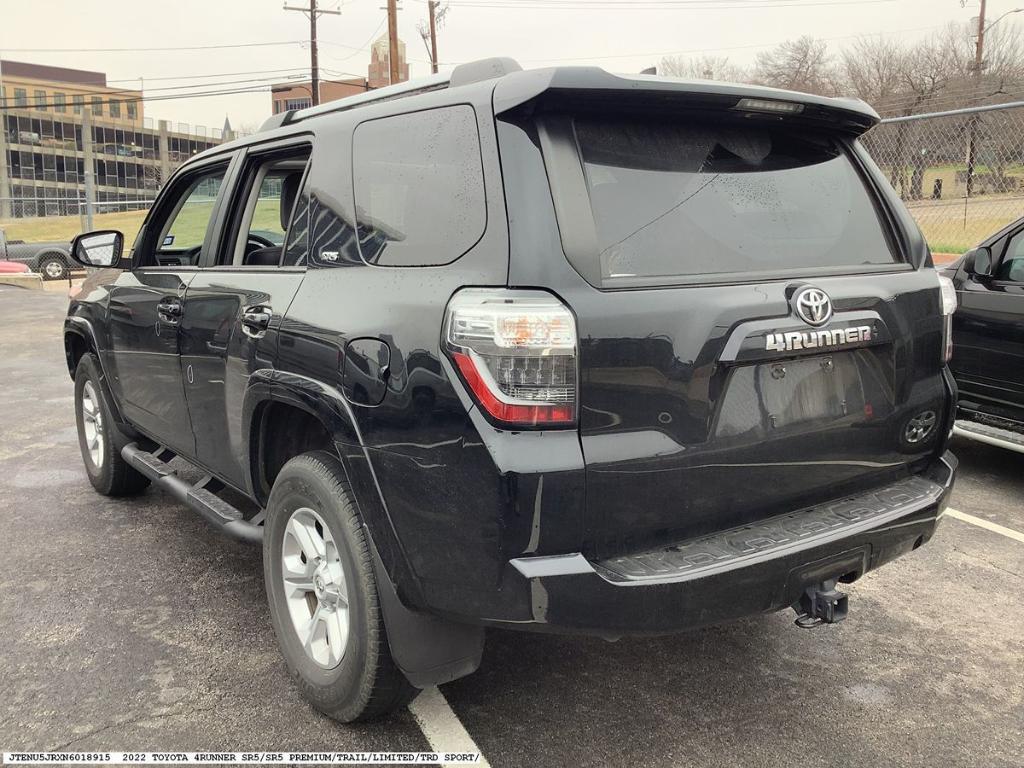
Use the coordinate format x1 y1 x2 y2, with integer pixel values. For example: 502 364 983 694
793 286 833 327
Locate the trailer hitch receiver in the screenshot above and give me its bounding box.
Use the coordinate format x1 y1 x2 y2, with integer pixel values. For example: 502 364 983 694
793 579 848 628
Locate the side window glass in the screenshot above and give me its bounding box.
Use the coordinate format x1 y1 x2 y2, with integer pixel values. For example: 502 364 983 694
352 105 485 266
155 169 226 265
227 148 311 267
996 231 1024 282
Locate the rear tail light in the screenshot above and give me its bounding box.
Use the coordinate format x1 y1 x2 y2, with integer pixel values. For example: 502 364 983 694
938 273 957 362
443 289 577 428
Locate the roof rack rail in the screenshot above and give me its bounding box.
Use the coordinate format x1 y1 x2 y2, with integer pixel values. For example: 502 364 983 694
258 57 522 132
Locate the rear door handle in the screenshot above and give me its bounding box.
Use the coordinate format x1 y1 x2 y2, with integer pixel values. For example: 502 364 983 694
157 299 182 325
241 306 272 339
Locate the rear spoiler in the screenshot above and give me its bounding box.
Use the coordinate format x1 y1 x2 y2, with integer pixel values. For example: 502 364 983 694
493 67 880 137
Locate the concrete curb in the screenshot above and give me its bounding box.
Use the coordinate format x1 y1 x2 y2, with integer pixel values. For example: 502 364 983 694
0 273 44 290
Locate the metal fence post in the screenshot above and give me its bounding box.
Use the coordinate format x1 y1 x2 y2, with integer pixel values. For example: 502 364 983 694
81 105 95 231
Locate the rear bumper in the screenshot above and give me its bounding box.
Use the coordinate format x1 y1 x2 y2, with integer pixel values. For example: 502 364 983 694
480 452 956 635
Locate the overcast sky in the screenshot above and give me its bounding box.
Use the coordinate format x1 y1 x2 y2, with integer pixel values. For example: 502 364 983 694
0 0 1007 131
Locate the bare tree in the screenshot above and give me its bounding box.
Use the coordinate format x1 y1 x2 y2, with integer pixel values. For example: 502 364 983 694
658 54 746 82
841 36 908 106
753 36 839 95
852 22 1024 199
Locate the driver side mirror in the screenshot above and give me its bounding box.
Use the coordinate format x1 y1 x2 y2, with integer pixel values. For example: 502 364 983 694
70 230 124 269
963 246 993 279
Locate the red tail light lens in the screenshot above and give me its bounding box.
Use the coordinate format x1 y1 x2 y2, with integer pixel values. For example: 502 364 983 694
443 289 577 428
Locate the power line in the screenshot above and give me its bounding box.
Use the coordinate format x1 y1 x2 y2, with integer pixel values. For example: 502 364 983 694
107 67 311 85
422 0 896 9
0 40 304 53
460 23 949 65
0 84 275 112
0 73 312 103
319 18 387 62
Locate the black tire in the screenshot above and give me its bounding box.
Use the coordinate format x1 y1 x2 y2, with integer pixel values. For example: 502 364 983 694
263 450 418 722
74 354 150 496
37 253 69 281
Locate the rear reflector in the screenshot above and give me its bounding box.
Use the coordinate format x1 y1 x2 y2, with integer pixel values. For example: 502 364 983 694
443 289 577 428
938 273 957 362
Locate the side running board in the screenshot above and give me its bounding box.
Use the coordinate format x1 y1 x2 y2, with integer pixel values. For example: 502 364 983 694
121 443 263 544
953 419 1024 454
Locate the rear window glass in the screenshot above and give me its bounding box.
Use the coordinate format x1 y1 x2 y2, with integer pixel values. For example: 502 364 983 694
574 117 897 283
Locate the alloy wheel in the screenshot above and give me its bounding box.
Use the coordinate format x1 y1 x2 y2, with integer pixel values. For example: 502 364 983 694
81 381 105 468
904 410 937 444
281 506 350 669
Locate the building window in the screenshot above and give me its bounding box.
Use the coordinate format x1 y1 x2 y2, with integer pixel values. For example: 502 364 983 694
127 100 137 120
109 99 121 118
73 94 84 114
14 88 27 107
91 96 102 116
284 98 312 111
34 90 47 110
273 100 281 114
54 93 67 113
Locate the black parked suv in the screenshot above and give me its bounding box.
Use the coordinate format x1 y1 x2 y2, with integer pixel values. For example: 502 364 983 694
943 216 1024 453
64 59 958 722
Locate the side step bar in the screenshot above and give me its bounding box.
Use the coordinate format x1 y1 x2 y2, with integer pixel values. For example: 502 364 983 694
953 419 1024 454
121 443 263 544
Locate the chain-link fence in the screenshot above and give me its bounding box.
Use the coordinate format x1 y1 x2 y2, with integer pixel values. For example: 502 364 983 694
5 100 1024 270
864 101 1024 255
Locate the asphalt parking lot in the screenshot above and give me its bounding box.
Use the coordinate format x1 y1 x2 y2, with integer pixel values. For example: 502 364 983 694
1 284 1022 768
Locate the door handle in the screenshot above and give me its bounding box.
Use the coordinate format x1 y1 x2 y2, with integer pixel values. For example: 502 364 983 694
157 300 182 325
241 306 272 339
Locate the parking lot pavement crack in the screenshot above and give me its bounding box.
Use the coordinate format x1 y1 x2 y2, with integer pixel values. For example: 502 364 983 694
49 705 219 751
953 546 1024 580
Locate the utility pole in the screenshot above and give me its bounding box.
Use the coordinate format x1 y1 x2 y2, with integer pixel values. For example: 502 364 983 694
387 0 400 84
428 1 439 74
965 0 987 199
284 1 341 107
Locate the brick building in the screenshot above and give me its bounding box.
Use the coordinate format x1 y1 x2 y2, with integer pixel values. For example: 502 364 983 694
368 34 409 88
271 77 369 115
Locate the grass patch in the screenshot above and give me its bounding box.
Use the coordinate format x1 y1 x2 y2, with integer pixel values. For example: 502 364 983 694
0 199 283 248
1 209 148 245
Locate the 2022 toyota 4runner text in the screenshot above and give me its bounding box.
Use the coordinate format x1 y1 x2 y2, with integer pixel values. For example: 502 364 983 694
63 58 958 722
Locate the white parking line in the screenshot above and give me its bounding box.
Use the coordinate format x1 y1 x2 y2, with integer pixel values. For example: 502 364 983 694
946 508 1024 544
409 686 490 767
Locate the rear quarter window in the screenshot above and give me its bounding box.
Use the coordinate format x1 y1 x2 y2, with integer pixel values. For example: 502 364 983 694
574 117 898 285
353 105 486 267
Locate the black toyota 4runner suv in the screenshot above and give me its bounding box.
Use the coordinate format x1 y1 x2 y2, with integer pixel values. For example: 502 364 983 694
64 59 958 722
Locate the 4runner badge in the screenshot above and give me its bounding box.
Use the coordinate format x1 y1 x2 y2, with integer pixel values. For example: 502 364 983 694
766 325 873 353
